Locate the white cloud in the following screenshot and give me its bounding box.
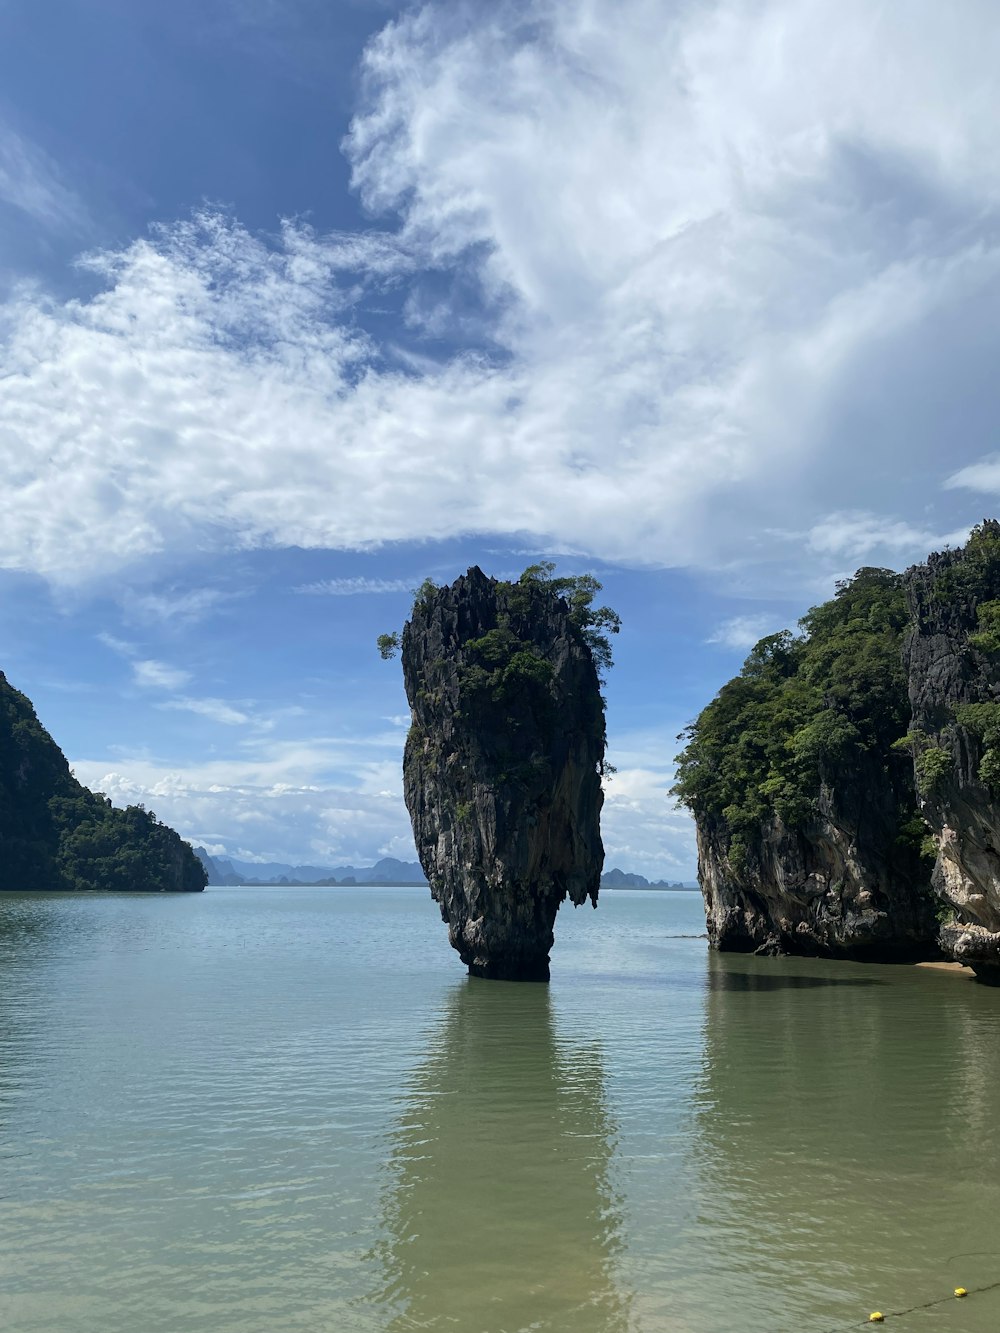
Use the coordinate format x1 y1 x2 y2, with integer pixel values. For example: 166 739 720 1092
158 696 251 726
946 457 1000 496
805 511 972 562
123 586 236 624
132 659 192 691
295 576 412 595
97 631 136 657
708 615 782 652
600 726 698 876
67 719 699 878
1 1 998 592
71 741 415 868
0 124 86 231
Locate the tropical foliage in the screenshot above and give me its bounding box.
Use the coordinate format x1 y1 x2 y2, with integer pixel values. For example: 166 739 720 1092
672 568 918 868
0 673 206 892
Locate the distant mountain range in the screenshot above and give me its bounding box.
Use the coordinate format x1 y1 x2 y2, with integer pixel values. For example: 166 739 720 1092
194 849 428 886
599 868 695 889
195 848 695 890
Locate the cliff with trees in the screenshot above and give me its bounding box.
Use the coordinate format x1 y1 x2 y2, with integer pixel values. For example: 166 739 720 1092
673 568 937 959
674 522 1000 978
0 670 206 893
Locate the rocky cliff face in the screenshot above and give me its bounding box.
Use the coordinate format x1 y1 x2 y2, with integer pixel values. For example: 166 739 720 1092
695 756 937 960
904 523 1000 981
0 670 206 893
675 567 939 962
401 568 606 981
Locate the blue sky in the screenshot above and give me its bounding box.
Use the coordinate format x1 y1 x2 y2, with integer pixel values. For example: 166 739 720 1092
2 0 999 878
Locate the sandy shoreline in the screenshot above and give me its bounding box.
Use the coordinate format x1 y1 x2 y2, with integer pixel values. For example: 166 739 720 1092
914 961 975 976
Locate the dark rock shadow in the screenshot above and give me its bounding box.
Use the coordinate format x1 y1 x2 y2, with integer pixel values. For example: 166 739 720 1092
709 970 885 991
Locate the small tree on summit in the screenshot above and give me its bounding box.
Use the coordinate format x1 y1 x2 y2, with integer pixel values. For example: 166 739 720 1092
377 564 620 681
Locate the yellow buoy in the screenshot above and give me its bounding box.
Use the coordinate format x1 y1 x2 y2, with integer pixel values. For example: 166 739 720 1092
954 1287 967 1298
868 1314 885 1323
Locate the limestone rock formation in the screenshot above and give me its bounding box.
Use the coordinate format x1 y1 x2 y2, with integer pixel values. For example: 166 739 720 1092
694 763 937 960
675 568 939 961
0 669 206 893
904 522 1000 981
401 567 607 980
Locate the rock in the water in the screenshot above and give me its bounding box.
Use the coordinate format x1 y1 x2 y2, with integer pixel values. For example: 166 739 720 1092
693 761 937 960
904 521 1000 980
674 568 938 960
401 567 607 980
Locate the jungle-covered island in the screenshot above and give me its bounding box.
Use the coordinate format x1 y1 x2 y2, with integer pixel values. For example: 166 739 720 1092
0 671 206 893
381 563 619 981
674 521 1000 982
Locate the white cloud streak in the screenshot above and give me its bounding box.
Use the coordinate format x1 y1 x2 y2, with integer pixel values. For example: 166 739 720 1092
131 659 192 691
946 457 1000 496
0 124 86 231
123 586 237 625
708 615 782 652
294 576 413 595
158 696 251 726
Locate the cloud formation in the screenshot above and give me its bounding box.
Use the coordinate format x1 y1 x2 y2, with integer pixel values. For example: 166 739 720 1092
70 721 695 876
708 615 780 652
0 0 997 589
132 659 192 691
0 123 86 231
295 576 413 595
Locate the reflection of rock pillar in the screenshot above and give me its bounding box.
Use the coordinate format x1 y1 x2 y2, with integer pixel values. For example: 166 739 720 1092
371 981 629 1333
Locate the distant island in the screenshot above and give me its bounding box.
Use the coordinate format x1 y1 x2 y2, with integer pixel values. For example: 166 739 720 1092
599 868 696 890
194 847 690 891
194 849 429 886
0 670 206 892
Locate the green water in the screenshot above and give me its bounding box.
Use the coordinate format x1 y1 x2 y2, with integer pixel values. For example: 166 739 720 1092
1 887 998 1332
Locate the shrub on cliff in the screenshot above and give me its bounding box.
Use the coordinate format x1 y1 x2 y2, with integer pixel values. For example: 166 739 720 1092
672 567 920 866
379 563 620 692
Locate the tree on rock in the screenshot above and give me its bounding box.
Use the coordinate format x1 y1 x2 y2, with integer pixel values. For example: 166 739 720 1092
382 564 618 981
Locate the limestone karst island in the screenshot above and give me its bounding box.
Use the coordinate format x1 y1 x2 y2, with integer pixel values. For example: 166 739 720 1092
0 671 206 893
380 563 618 981
675 520 1000 984
367 525 1000 987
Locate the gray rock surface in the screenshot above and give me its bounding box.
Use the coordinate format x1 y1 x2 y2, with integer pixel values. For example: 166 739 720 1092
401 567 606 980
696 756 936 960
904 526 1000 981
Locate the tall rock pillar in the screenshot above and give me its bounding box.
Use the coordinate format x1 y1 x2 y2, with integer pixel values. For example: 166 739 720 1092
401 567 607 981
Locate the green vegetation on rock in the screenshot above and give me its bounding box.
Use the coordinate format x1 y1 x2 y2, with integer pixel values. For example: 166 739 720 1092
398 564 612 980
672 568 920 867
913 744 953 797
379 562 620 697
928 521 1000 606
0 671 206 893
952 703 1000 791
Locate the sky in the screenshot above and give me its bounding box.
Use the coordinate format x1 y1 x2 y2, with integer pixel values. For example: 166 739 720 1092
1 0 999 879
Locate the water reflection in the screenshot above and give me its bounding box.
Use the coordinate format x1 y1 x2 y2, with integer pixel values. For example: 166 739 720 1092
686 952 1000 1331
371 979 631 1333
709 968 885 991
0 894 60 1136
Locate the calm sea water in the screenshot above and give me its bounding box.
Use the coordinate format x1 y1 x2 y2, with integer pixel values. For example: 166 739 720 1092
1 886 999 1333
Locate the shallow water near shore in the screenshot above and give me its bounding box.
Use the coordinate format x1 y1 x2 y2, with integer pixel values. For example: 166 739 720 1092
1 886 999 1333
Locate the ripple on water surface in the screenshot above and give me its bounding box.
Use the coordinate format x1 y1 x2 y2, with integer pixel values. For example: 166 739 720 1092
1 887 999 1333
